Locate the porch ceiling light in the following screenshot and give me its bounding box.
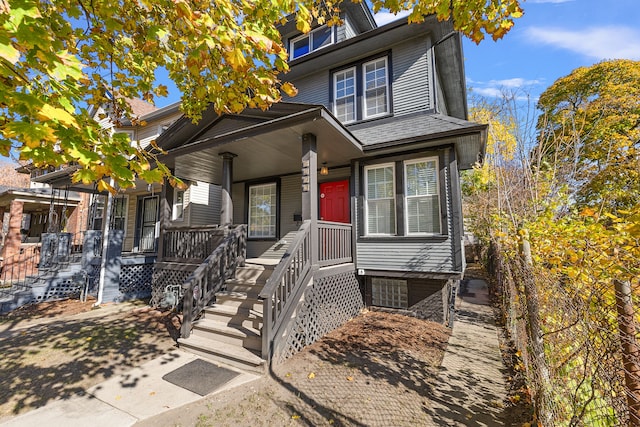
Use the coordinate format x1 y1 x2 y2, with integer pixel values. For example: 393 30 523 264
320 162 329 176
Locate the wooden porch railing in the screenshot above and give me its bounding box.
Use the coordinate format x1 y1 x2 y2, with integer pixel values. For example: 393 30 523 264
317 221 352 267
162 226 225 262
180 225 247 338
259 220 312 360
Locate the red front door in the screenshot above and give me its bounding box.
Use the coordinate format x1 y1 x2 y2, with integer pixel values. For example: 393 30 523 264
320 180 350 223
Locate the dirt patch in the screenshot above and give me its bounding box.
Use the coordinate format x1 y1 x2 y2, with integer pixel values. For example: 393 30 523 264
137 310 451 427
0 298 180 422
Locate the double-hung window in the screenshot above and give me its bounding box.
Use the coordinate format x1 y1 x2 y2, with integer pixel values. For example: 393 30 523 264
364 163 396 235
290 25 334 60
363 58 389 119
404 158 440 234
334 67 356 123
364 157 442 237
333 56 390 123
248 182 277 238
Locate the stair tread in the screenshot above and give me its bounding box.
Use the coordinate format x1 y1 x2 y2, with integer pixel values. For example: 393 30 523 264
194 318 261 337
178 334 264 365
205 304 262 317
216 291 261 300
224 278 265 286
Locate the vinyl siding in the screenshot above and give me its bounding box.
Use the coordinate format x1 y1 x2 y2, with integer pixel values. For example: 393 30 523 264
391 37 432 115
357 239 454 272
279 175 302 236
137 111 182 149
282 72 330 107
187 182 221 226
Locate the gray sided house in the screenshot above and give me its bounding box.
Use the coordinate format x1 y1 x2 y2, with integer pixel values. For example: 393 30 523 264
152 3 486 369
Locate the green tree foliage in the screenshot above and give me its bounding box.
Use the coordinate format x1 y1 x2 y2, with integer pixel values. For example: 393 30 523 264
535 59 640 213
464 66 640 424
1 0 522 191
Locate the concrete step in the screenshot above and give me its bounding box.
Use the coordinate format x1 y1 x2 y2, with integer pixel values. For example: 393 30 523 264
215 291 263 313
0 289 35 314
191 318 261 351
204 304 263 329
177 334 264 373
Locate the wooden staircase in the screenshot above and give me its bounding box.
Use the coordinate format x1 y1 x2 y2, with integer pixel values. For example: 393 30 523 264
177 260 276 373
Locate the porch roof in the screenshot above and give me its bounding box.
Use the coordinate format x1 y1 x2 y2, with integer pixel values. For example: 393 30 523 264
157 103 364 184
348 111 487 170
0 186 82 210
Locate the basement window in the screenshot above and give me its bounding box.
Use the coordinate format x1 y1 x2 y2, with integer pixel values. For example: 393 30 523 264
371 277 408 309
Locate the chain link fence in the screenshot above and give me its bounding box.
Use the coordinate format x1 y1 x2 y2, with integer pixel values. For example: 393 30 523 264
485 240 639 426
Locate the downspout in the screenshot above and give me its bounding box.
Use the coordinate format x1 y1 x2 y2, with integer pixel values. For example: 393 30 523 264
94 178 115 307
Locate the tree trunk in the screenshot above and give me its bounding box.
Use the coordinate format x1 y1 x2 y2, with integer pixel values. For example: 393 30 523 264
614 279 640 425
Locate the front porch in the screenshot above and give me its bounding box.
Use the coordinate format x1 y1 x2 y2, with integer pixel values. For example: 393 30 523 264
152 103 366 368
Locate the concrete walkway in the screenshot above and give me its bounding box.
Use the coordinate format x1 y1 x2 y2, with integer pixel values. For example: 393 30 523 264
1 277 508 426
0 350 260 427
426 277 508 425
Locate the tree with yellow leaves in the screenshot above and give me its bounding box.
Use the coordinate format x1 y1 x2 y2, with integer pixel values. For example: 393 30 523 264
0 0 522 192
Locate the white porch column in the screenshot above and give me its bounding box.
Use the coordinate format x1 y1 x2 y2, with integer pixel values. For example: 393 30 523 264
220 152 237 227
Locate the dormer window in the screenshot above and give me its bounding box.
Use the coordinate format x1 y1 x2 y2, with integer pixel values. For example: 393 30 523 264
290 25 334 60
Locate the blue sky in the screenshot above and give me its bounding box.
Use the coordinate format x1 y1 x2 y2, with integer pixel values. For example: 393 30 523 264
460 0 640 101
378 0 640 100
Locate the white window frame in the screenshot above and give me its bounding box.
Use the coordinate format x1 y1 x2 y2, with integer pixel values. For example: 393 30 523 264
114 129 136 147
289 25 335 60
371 277 408 308
363 57 389 119
248 182 277 239
404 157 441 235
364 162 396 236
333 66 357 123
172 189 185 221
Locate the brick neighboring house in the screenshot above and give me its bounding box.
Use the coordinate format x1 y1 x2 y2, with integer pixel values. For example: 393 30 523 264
0 185 83 282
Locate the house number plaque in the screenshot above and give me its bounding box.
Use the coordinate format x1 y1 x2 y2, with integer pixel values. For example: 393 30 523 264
301 160 310 192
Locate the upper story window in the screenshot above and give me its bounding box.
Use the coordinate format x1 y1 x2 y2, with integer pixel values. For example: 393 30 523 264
334 67 356 123
332 55 390 123
364 58 389 119
290 25 334 60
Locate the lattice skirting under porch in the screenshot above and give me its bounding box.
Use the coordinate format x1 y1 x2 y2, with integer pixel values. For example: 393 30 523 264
274 270 364 364
119 263 154 300
149 264 197 307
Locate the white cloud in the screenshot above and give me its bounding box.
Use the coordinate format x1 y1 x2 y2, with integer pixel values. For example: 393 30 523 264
471 87 504 98
525 26 640 60
487 78 542 88
468 78 542 100
373 10 410 26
